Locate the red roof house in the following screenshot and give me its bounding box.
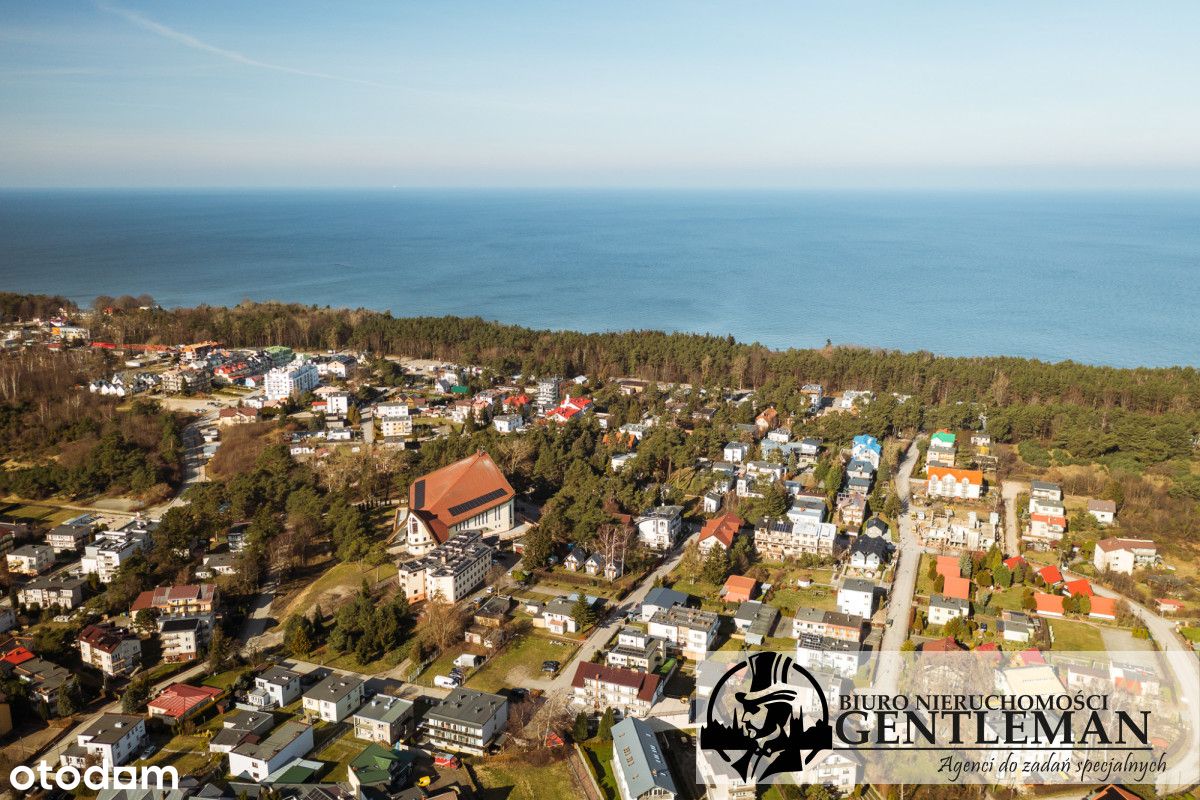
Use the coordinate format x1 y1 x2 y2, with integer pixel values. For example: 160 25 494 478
698 513 745 552
402 451 516 547
147 683 222 722
1033 592 1065 618
1156 598 1184 614
1089 596 1117 620
1003 555 1026 571
721 574 758 604
943 575 971 601
1063 578 1093 598
1038 565 1063 585
936 555 961 580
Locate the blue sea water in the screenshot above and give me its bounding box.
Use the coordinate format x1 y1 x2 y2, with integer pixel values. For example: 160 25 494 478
1 189 1198 367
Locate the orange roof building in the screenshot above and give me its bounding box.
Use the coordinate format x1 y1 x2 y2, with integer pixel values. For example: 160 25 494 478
1064 578 1093 597
1089 596 1117 620
936 555 961 580
943 575 971 601
400 452 516 554
1038 564 1063 585
1033 592 1065 617
698 513 745 553
922 636 964 653
721 574 758 604
147 683 222 721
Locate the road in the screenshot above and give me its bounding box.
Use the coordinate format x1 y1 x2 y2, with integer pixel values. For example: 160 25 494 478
1089 583 1200 790
873 439 922 697
1000 479 1022 555
534 529 701 713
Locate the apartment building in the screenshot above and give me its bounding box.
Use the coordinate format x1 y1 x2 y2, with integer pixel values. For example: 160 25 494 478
17 573 87 610
754 518 839 560
264 361 320 401
647 606 719 660
571 662 663 718
635 505 683 551
228 721 315 782
78 623 141 677
421 687 509 755
61 714 147 768
302 673 366 723
353 693 416 746
248 665 303 709
6 544 54 576
397 531 493 604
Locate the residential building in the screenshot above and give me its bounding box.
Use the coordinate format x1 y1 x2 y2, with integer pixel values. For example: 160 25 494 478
536 377 561 410
720 574 757 604
1093 537 1157 575
82 534 149 583
217 406 260 426
61 714 146 768
648 606 719 659
791 608 866 643
1030 480 1063 503
702 491 722 514
131 583 219 618
399 451 515 555
640 587 689 622
837 578 877 620
849 534 891 572
926 429 957 468
1087 499 1117 525
928 594 970 627
795 634 863 678
1033 592 1065 618
1028 512 1067 543
249 665 303 709
397 531 493 604
611 716 678 800
352 693 415 745
571 662 663 717
78 623 141 677
147 683 223 724
722 442 750 464
732 601 779 645
697 512 744 555
324 391 351 417
851 434 882 469
45 515 96 553
795 749 863 793
926 466 984 500
264 361 320 401
542 595 587 635
17 573 87 610
546 394 593 423
606 628 666 673
837 492 868 528
209 709 276 754
563 544 588 572
635 505 683 551
6 543 54 576
161 367 212 394
422 687 509 755
1001 611 1037 643
754 518 839 560
492 414 524 434
302 673 366 723
158 616 210 662
348 743 415 798
228 721 315 782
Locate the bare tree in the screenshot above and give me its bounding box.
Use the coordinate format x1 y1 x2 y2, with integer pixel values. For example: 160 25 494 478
418 591 466 651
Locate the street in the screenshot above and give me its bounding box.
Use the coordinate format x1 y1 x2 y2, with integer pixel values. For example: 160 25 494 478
873 439 922 696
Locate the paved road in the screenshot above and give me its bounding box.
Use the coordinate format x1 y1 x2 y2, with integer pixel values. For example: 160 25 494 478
1000 479 1022 555
1089 583 1200 790
874 440 922 696
534 529 700 713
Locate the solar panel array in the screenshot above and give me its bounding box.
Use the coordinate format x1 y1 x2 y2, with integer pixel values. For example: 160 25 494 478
448 487 509 518
412 480 425 508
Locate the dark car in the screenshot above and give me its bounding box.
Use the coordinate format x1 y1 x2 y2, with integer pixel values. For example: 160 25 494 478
541 660 560 673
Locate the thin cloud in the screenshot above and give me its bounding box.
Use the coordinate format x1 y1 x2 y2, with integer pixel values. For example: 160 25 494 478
96 1 394 90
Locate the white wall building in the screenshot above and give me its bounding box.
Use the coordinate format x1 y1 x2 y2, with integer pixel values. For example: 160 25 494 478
264 361 320 401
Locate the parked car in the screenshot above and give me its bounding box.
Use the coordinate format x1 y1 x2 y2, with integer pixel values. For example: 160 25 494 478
434 675 462 689
541 660 560 673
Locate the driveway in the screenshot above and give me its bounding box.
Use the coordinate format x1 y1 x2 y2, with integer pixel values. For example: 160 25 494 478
1000 479 1023 555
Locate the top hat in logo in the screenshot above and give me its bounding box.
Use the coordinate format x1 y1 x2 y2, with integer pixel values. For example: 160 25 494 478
700 651 834 782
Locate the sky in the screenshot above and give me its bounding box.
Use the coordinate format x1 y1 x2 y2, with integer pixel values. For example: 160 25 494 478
2 1 1199 188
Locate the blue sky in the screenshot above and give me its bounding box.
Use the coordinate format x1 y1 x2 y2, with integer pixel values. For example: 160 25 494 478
2 1 1198 188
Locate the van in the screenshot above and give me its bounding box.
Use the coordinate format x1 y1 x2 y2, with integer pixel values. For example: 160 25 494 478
454 654 483 669
434 675 461 689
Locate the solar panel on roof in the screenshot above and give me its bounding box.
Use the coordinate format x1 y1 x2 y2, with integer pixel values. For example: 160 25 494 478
447 487 508 517
413 479 425 508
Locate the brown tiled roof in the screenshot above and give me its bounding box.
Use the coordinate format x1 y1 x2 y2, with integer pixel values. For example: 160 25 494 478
131 583 216 612
408 452 515 545
699 513 744 549
571 662 660 702
79 623 135 653
1088 786 1142 800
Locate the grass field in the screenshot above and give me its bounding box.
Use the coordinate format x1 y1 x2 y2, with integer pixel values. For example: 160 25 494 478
466 631 577 693
1049 618 1106 651
1180 627 1200 644
277 561 394 621
0 501 79 525
981 585 1029 612
581 741 619 800
136 732 216 777
770 584 838 614
474 758 580 800
413 647 469 687
312 730 367 782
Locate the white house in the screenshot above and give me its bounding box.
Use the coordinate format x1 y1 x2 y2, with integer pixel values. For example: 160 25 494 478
648 606 719 660
6 544 54 576
492 414 524 434
571 662 663 718
78 624 141 677
325 391 351 417
62 714 147 768
1093 537 1157 575
928 594 970 627
635 505 683 551
228 721 315 782
303 674 366 723
926 466 983 500
837 578 877 620
723 442 750 464
249 665 303 709
264 361 320 401
1087 499 1117 525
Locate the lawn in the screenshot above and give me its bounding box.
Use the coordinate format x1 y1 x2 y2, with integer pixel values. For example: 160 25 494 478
312 729 367 782
769 585 838 615
1179 627 1200 644
1048 619 1106 651
136 732 217 777
202 667 249 691
0 501 78 525
467 631 577 693
581 740 619 800
474 757 580 800
981 586 1029 612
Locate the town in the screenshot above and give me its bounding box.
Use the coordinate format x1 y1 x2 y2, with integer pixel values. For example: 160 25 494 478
0 297 1197 800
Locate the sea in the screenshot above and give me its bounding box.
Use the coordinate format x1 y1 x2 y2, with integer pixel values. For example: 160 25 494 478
1 189 1198 368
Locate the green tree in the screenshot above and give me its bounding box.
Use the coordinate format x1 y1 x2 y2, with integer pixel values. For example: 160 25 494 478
122 675 151 713
701 545 730 585
597 707 615 740
572 711 590 742
572 597 598 630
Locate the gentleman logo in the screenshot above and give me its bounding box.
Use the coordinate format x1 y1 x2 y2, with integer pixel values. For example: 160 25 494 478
700 651 834 781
